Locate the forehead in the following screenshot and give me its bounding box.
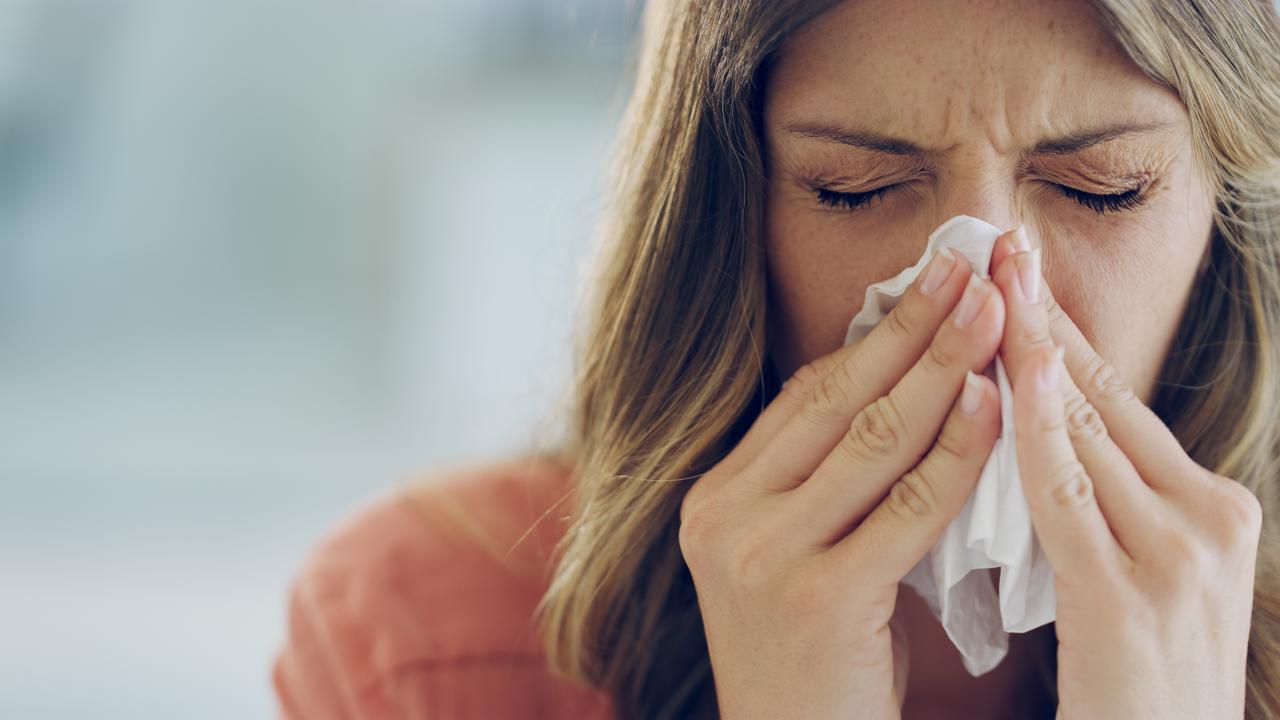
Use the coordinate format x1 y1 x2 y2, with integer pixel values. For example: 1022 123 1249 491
764 0 1187 151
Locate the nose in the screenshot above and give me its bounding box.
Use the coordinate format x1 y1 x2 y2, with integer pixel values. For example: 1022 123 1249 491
932 180 1033 278
934 164 1023 235
939 200 1017 237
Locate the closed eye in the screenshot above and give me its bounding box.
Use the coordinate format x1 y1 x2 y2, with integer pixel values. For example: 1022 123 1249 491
811 182 1150 215
813 185 897 211
1056 184 1148 214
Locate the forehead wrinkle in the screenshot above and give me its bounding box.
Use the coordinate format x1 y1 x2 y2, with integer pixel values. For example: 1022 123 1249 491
939 94 956 152
766 0 1193 169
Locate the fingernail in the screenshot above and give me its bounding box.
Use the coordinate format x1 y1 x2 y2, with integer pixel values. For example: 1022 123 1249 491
960 370 983 415
920 248 957 295
1015 248 1041 303
1012 225 1031 252
1038 344 1064 391
954 273 989 328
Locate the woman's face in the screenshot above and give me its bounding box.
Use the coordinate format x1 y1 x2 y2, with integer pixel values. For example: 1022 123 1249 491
762 0 1216 404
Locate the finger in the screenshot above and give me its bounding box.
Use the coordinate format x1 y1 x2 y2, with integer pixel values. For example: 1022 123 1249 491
1013 343 1128 583
686 348 846 508
987 230 1019 278
789 273 1005 544
740 246 975 494
681 349 850 523
990 229 1165 558
990 227 1054 386
826 370 1001 581
1039 279 1204 492
1055 384 1174 560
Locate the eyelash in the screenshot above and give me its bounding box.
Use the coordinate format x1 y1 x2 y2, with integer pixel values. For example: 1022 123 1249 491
1055 184 1148 213
813 183 1150 215
814 186 895 212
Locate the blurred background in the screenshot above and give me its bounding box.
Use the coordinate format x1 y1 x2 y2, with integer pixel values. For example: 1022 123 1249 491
0 1 641 717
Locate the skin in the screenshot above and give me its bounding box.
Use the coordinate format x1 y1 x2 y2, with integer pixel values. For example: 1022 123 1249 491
763 0 1216 709
763 0 1214 404
678 0 1261 718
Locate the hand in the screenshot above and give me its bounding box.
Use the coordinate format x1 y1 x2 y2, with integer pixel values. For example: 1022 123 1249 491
988 228 1261 719
679 247 1007 719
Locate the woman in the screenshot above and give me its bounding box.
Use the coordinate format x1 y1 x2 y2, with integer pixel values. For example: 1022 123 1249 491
272 0 1280 717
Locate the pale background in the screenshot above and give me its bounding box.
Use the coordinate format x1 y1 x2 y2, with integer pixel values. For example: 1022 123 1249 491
0 1 640 717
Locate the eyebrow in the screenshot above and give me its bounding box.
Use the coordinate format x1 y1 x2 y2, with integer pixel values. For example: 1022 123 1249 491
781 120 1177 157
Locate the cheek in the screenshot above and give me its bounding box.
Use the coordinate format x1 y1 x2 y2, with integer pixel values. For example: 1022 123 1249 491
1042 211 1210 399
1047 259 1173 403
764 195 929 375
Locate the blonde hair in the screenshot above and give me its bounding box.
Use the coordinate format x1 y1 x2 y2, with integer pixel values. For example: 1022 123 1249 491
534 1 1280 717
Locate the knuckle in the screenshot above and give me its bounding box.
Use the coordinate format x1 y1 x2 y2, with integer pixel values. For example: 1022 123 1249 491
1205 473 1263 548
1041 460 1094 509
933 419 970 461
846 395 908 460
782 358 833 403
811 360 859 415
1044 292 1068 323
884 304 921 341
1154 531 1211 588
680 473 715 526
679 487 703 527
677 508 710 561
1062 392 1109 446
678 493 724 563
1016 325 1054 349
1083 356 1135 402
923 336 961 372
886 468 941 522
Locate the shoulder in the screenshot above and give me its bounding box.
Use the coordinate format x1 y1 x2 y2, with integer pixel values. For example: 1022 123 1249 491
272 453 614 719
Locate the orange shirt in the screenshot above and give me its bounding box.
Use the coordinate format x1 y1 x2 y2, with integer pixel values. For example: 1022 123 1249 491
271 456 616 719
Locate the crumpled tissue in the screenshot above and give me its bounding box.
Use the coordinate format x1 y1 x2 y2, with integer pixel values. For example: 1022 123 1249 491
842 214 1056 676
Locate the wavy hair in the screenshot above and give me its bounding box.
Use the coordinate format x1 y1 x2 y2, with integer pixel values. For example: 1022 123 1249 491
534 1 1280 717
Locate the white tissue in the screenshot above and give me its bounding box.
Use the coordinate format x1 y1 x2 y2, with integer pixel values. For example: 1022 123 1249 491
842 215 1055 676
